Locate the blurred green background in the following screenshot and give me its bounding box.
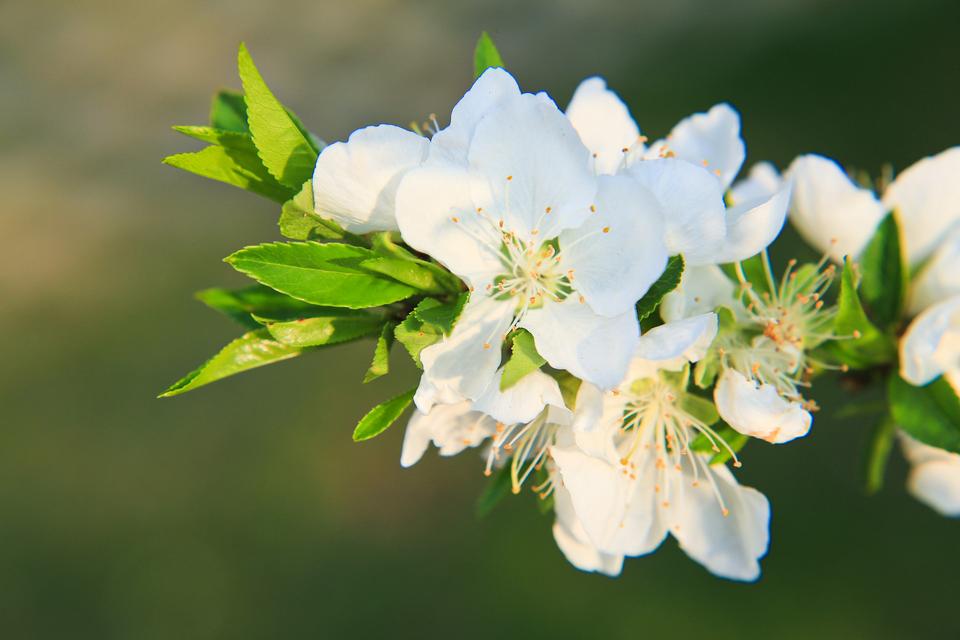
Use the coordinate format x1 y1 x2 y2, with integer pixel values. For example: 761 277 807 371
2 0 959 637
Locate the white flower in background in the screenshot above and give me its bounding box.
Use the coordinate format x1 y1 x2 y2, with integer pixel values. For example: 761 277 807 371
564 78 792 266
395 69 669 412
312 125 429 233
899 432 960 518
899 295 960 388
549 313 771 581
786 147 960 265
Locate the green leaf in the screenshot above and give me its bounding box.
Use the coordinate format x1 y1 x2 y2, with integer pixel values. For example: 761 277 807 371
360 257 451 295
857 211 906 329
830 257 896 368
636 255 684 322
473 31 505 78
254 308 384 347
863 416 896 495
889 375 960 453
370 233 462 293
394 296 469 367
690 422 748 466
363 322 395 383
195 284 316 328
238 43 320 189
352 389 415 442
278 181 353 241
225 241 417 309
159 329 302 397
163 140 294 203
475 462 513 519
678 393 719 426
209 90 248 132
552 371 582 410
500 330 546 391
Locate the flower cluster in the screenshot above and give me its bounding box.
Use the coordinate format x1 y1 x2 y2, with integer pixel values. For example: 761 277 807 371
162 36 960 582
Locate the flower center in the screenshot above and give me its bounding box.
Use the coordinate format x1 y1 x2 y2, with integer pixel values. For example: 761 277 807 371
490 237 574 308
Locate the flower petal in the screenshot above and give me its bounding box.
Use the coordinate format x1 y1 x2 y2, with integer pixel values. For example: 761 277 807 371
660 264 736 322
552 484 624 576
472 368 566 425
706 181 792 265
908 227 960 316
626 158 727 265
395 163 503 288
882 147 960 266
400 402 497 467
468 92 597 242
632 312 718 369
521 299 639 390
650 103 746 191
414 295 515 412
785 154 884 262
312 125 428 233
559 174 668 317
667 459 770 581
565 77 641 176
714 369 812 444
727 162 781 207
429 67 521 165
899 295 960 386
908 460 960 517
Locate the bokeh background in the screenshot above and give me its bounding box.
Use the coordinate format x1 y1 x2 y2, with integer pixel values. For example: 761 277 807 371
2 0 959 637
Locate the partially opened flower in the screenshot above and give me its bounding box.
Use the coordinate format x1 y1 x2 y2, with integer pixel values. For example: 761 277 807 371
787 147 960 265
899 295 960 387
396 69 669 411
548 312 771 581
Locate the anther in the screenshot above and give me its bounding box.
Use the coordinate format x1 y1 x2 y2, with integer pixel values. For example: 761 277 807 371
602 226 610 233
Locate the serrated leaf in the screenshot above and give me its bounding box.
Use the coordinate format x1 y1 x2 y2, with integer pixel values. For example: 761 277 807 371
159 328 302 397
412 294 468 332
196 284 316 328
889 375 960 453
830 257 896 369
636 255 684 322
209 90 248 132
857 211 906 329
363 321 395 383
163 142 294 203
254 308 384 347
475 461 513 519
500 329 546 391
238 43 320 189
352 389 415 442
226 241 417 309
278 181 351 241
474 31 505 78
863 416 895 495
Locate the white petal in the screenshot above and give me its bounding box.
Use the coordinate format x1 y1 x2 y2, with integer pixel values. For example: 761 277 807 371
521 299 639 390
552 485 624 576
472 368 566 425
714 369 812 444
667 459 770 581
414 295 515 413
429 68 521 166
400 402 497 467
899 295 960 386
395 163 503 288
706 181 792 265
908 227 960 316
632 312 718 370
565 77 641 176
728 162 781 207
908 460 960 517
559 174 669 317
626 158 727 265
654 103 746 191
312 125 428 233
660 264 736 323
882 147 960 266
468 92 598 242
785 154 884 262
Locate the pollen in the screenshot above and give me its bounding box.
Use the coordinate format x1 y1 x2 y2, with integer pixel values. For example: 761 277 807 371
602 226 611 233
451 216 459 223
483 342 491 350
589 204 597 213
